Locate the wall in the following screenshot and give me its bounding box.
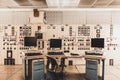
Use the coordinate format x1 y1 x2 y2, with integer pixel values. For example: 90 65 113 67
45 11 120 65
0 10 120 66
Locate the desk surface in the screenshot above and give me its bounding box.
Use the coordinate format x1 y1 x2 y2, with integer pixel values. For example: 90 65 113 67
84 55 105 60
25 55 45 60
24 54 105 61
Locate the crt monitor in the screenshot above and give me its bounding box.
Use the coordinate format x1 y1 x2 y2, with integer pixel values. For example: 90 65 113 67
35 33 43 39
91 38 104 48
50 39 62 48
24 37 37 47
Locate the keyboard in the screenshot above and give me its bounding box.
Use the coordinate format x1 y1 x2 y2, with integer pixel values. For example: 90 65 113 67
85 51 103 56
70 53 79 56
48 52 64 55
25 53 42 56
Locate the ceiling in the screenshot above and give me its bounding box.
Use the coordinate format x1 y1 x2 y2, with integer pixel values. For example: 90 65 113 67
0 0 120 8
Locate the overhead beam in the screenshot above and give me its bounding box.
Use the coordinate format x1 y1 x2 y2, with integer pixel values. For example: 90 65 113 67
105 0 115 7
91 0 98 8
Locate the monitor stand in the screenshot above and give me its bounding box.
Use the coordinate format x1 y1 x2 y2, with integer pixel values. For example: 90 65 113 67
28 46 37 51
94 48 102 53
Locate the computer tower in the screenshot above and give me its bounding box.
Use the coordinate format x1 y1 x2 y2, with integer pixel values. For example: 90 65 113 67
28 59 44 80
86 60 98 80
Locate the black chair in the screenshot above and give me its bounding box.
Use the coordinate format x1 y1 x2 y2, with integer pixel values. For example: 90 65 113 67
47 57 65 80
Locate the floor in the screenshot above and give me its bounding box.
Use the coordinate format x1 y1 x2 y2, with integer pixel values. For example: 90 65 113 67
0 65 120 80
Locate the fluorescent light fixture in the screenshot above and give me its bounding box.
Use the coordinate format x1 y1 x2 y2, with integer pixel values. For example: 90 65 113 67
46 0 80 7
38 8 120 11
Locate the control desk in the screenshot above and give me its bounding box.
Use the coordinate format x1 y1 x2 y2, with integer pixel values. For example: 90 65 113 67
22 51 105 80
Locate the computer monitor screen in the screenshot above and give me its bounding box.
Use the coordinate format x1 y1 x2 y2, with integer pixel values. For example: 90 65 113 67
35 33 43 39
50 39 62 48
24 37 37 47
91 38 104 48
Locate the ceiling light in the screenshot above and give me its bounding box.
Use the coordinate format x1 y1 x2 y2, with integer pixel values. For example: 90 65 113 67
46 0 80 7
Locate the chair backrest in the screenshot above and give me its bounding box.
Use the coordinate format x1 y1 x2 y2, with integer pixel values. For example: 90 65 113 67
47 57 64 73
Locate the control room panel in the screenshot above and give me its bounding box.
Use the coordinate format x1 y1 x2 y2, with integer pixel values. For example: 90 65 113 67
0 11 120 66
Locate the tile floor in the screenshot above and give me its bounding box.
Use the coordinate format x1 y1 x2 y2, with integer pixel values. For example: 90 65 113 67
0 65 120 80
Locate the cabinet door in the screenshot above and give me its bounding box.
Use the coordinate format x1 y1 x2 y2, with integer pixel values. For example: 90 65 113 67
32 60 44 80
86 60 98 80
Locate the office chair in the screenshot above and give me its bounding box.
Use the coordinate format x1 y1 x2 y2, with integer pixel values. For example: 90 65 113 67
47 57 65 80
